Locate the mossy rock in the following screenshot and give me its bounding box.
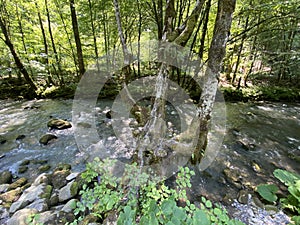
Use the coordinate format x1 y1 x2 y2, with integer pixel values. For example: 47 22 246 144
38 164 51 173
39 134 57 145
0 171 12 184
7 177 27 191
47 119 72 130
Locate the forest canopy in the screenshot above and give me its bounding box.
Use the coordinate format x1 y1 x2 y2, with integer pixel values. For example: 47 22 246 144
0 0 299 100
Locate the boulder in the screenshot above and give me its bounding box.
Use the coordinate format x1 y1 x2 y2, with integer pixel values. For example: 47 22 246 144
7 177 27 191
16 135 26 141
58 181 78 202
7 208 38 225
39 134 57 145
9 184 52 213
0 170 12 184
47 119 72 130
61 199 78 213
0 188 22 203
51 170 71 189
27 198 49 212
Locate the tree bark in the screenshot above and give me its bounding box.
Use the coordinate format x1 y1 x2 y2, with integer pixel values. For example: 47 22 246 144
0 17 37 91
70 0 85 78
88 0 99 71
192 0 236 164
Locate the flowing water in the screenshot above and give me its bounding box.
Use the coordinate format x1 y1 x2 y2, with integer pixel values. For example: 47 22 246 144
0 99 299 205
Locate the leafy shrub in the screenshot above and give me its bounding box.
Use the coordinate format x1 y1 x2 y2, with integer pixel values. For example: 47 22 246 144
257 169 300 224
68 158 245 225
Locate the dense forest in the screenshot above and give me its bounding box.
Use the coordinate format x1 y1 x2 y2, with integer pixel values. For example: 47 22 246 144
0 0 299 100
0 0 300 224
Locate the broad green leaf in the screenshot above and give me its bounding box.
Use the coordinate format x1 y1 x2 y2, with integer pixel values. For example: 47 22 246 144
193 210 210 225
273 169 300 186
257 184 278 202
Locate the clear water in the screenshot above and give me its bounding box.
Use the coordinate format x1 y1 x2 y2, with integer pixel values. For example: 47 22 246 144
0 99 299 203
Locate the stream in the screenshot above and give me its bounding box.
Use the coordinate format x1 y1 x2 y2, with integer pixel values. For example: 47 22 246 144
0 98 299 222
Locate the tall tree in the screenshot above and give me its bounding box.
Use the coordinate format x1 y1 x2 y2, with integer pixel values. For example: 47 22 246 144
193 0 236 163
0 14 37 91
70 0 85 78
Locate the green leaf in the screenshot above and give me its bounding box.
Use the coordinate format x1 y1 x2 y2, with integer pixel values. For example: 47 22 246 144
257 184 278 202
193 210 210 225
273 169 300 186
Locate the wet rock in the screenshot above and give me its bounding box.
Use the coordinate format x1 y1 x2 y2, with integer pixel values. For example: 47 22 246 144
0 136 6 144
7 177 27 191
106 110 112 119
47 119 72 130
58 180 78 202
49 192 59 207
0 154 5 159
16 135 26 141
38 164 51 173
7 208 38 225
0 206 9 220
0 170 12 184
18 166 28 174
251 161 261 173
51 170 71 189
31 159 48 165
238 190 250 204
237 139 256 151
55 163 72 172
20 160 30 166
39 134 57 145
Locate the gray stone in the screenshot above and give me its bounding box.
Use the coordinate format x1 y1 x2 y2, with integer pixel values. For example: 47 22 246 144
27 198 49 212
58 181 78 202
7 208 38 225
9 184 50 213
51 170 70 189
33 173 50 186
0 184 9 193
61 199 78 213
66 172 80 181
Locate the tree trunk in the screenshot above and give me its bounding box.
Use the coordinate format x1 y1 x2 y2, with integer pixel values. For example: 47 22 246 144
54 0 79 77
0 17 37 91
70 0 85 78
45 0 64 85
192 0 236 164
35 1 53 86
88 0 99 71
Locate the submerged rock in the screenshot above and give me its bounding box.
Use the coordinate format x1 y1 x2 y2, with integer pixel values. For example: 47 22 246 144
47 119 72 130
39 134 57 145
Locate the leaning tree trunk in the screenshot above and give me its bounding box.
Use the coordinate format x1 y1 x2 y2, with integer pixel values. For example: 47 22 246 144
0 17 37 91
70 0 85 78
192 0 236 164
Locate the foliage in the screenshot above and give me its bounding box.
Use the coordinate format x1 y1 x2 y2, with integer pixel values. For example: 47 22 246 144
68 158 245 225
257 169 300 224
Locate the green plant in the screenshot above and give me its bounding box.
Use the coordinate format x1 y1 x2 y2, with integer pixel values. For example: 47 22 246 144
69 158 245 225
257 169 300 224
